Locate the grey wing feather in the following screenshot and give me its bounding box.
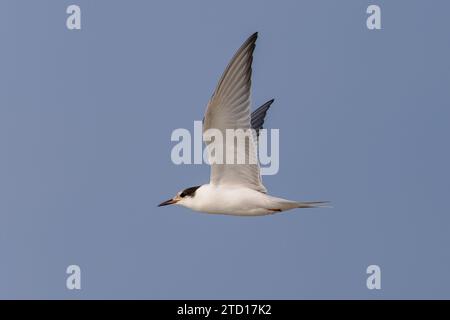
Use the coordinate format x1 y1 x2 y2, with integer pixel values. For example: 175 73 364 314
203 32 267 193
251 99 274 136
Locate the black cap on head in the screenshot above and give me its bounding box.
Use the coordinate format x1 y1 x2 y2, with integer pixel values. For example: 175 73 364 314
180 186 200 198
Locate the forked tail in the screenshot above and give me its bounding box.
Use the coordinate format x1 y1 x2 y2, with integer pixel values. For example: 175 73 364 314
296 201 331 208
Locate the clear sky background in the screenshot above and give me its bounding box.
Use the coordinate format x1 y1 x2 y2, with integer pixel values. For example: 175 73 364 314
1 0 449 299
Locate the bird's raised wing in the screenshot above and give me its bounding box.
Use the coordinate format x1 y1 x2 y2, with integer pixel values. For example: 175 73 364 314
251 99 274 137
203 32 267 193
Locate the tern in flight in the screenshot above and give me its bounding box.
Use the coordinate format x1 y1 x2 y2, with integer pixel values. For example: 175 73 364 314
159 32 328 216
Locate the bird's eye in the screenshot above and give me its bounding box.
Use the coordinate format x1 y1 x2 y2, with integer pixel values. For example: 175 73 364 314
180 192 186 198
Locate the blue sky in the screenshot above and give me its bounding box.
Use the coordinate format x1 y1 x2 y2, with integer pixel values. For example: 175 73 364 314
0 0 449 298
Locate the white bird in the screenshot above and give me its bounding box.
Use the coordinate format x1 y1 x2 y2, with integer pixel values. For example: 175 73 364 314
159 32 329 216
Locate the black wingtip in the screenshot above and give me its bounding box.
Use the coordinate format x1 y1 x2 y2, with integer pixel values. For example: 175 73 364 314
260 99 275 109
249 32 258 42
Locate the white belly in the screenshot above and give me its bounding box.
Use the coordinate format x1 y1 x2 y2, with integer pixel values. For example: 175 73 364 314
180 184 285 216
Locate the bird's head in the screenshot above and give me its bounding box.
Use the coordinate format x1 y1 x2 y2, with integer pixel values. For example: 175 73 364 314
158 186 201 208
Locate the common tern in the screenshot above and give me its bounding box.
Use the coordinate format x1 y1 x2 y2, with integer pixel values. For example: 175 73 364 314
159 32 328 216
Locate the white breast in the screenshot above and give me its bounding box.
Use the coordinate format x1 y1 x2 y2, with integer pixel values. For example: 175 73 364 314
179 184 276 216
